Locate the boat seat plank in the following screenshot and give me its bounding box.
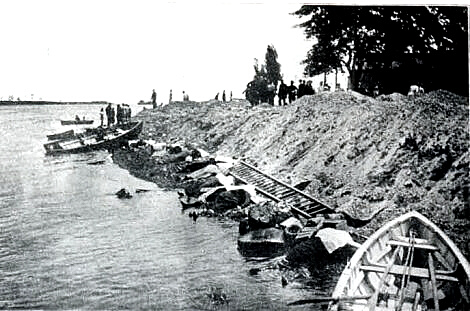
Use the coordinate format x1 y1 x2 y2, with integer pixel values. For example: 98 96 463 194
360 264 458 282
387 240 439 251
394 235 431 244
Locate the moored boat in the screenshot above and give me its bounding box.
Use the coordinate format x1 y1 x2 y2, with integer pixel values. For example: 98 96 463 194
61 119 94 125
329 211 469 311
44 121 143 155
46 129 75 141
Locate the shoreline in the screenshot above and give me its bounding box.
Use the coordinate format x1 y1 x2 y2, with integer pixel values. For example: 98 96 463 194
112 90 469 262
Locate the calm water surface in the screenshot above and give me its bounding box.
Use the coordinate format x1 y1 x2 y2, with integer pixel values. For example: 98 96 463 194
0 104 326 310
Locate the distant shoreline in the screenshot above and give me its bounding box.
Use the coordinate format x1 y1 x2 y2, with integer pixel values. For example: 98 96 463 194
0 101 109 106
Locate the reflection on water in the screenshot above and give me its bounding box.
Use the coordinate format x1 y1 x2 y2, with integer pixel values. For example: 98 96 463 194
0 104 325 310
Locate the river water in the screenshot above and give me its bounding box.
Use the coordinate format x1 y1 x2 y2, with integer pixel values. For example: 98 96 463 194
0 104 324 310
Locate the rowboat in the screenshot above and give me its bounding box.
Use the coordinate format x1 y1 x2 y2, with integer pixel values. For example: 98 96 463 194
329 211 470 311
60 119 94 125
44 121 143 155
46 129 75 141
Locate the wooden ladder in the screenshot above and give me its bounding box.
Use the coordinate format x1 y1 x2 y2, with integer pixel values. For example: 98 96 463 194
228 161 335 219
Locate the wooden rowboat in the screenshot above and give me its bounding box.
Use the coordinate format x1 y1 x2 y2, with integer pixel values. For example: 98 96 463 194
329 211 469 311
44 121 143 155
46 129 75 141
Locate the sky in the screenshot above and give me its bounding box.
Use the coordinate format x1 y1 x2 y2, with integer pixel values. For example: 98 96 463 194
0 0 315 103
1 1 465 104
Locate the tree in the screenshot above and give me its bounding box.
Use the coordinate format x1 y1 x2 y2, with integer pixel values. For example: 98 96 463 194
265 45 282 87
293 6 468 94
245 46 283 105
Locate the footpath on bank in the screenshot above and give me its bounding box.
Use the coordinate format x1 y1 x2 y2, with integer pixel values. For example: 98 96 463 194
112 90 469 266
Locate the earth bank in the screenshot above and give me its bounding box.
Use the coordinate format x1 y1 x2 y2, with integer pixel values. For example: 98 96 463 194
114 90 469 258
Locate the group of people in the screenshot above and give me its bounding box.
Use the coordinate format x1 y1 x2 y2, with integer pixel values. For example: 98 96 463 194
277 79 317 106
214 90 232 102
100 103 132 127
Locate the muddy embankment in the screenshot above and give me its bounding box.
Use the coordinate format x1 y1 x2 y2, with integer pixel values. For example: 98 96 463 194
113 90 469 258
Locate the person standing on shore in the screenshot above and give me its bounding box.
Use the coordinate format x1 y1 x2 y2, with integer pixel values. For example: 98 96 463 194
222 90 226 102
287 81 297 104
105 103 112 127
116 104 122 125
278 80 288 106
151 89 157 108
169 89 173 105
100 108 104 127
110 106 115 126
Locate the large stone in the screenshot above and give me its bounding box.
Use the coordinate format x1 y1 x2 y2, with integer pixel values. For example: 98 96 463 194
248 201 293 230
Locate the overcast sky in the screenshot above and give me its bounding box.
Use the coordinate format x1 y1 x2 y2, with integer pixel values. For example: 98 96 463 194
1 1 465 103
0 1 316 103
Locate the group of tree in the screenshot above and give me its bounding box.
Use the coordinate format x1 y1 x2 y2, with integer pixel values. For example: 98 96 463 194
244 45 282 105
293 5 468 96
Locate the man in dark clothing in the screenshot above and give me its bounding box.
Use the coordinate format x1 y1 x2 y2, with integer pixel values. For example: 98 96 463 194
278 80 288 106
297 80 305 98
287 81 297 104
151 89 157 108
100 108 104 127
304 80 315 96
105 103 112 127
222 90 226 102
110 107 115 126
116 104 122 125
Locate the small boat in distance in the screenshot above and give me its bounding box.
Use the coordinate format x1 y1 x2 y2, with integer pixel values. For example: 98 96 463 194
44 121 143 155
61 115 94 125
329 211 469 311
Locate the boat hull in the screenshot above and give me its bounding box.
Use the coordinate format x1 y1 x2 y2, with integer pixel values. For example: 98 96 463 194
44 121 143 155
329 211 470 311
47 129 75 141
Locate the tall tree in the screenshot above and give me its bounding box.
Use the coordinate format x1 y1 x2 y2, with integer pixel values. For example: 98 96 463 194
293 6 468 94
245 45 283 105
265 45 282 88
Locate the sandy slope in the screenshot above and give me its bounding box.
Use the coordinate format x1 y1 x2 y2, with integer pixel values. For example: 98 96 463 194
134 90 469 257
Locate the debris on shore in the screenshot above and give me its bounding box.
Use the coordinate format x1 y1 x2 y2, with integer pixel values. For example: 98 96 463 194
112 90 469 268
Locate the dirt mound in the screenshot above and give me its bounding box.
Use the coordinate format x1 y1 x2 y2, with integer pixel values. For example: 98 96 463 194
134 90 469 256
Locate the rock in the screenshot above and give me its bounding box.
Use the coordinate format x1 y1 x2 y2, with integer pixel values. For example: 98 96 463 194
116 188 132 199
238 228 285 257
248 201 292 231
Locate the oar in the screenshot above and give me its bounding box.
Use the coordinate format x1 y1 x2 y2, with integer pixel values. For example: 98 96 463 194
287 295 371 306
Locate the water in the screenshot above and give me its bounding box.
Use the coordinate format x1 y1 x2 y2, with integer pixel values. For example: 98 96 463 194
0 104 320 310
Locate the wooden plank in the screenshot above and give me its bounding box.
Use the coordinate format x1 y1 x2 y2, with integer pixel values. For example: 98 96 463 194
290 206 314 219
368 246 401 311
360 265 458 282
307 207 329 216
300 202 321 210
428 253 440 311
387 240 439 251
278 192 297 200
